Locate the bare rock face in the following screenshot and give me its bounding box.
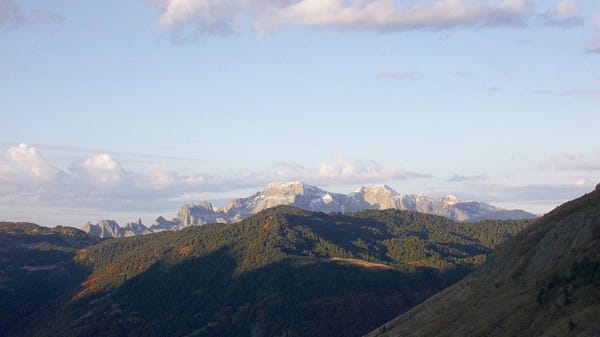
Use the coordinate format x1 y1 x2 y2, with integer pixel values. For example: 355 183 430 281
177 202 218 228
82 220 122 238
122 219 150 237
262 181 305 200
359 185 399 209
82 219 149 238
83 181 538 237
150 216 174 232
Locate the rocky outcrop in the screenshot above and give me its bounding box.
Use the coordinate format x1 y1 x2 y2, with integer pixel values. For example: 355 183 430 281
149 216 175 233
82 220 122 238
177 201 218 227
121 219 150 237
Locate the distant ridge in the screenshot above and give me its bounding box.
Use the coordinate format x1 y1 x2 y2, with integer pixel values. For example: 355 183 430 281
83 181 537 238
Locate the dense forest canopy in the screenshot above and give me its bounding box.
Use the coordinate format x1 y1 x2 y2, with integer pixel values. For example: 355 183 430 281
0 207 532 337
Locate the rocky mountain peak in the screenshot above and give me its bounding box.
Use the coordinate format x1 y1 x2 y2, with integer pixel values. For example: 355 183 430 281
83 220 121 238
154 216 168 224
358 185 399 209
121 219 149 237
150 216 174 232
82 182 538 238
441 195 460 205
262 181 310 198
221 198 243 214
197 201 214 211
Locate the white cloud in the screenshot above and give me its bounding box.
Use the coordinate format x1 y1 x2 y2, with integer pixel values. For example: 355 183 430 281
451 181 595 214
589 4 600 54
593 3 600 28
447 173 488 182
273 157 428 185
252 0 533 34
531 88 600 99
145 164 180 188
71 154 126 188
459 181 594 203
541 0 582 26
150 0 534 40
539 151 600 171
317 158 396 181
152 0 240 42
0 1 65 31
0 144 428 215
1 144 597 224
588 38 600 54
554 0 576 16
0 0 23 31
2 143 60 184
28 10 66 25
574 177 587 186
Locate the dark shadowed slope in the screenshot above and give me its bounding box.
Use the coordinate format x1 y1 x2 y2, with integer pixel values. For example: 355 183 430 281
5 207 530 337
0 223 99 336
367 185 600 337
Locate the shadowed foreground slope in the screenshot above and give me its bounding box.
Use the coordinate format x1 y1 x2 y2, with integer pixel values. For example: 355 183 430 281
0 223 99 335
367 186 600 337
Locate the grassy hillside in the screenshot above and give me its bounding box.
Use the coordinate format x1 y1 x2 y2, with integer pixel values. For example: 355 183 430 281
367 187 600 337
1 207 531 337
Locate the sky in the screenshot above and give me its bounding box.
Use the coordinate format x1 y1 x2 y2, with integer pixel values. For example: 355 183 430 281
1 0 599 227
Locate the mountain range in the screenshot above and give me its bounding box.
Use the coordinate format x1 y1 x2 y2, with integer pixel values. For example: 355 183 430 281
3 185 599 337
83 181 537 238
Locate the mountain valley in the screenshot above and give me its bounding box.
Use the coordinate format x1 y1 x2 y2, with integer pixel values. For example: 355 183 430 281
0 207 531 337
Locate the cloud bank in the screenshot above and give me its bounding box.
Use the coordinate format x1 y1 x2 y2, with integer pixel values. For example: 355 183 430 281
250 0 533 33
2 144 598 224
539 151 600 171
150 0 534 40
589 38 600 54
0 143 422 214
0 0 23 30
0 0 65 30
273 157 428 185
541 0 582 26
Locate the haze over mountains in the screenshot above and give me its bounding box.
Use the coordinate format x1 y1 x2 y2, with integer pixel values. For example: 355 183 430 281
82 181 537 238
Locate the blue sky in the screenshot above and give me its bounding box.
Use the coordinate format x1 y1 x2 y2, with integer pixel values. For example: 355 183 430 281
1 0 599 227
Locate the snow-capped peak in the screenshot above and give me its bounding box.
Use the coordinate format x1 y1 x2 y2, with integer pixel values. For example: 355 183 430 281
443 195 460 206
83 181 538 238
322 193 333 204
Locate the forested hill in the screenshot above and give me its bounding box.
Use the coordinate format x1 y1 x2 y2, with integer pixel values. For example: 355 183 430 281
367 185 600 337
1 207 531 337
0 223 99 335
